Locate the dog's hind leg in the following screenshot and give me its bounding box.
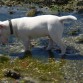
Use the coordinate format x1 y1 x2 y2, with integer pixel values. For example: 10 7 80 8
46 38 54 50
49 35 66 55
48 24 66 56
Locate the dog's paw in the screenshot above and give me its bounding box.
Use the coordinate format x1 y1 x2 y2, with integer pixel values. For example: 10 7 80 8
47 50 55 58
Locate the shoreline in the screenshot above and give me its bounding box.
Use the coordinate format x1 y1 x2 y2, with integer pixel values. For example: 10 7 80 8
0 0 83 13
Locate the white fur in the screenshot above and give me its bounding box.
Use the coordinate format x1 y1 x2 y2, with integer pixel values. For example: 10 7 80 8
0 15 77 55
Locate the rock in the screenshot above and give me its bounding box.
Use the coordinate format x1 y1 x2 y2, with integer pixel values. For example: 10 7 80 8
4 69 21 79
26 8 37 17
27 9 43 17
75 34 83 43
5 1 13 7
5 0 18 6
68 29 80 36
65 8 74 12
0 55 10 63
0 1 4 6
77 1 83 6
8 10 15 15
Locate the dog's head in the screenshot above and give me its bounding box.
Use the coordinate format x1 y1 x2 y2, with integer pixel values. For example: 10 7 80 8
0 21 10 44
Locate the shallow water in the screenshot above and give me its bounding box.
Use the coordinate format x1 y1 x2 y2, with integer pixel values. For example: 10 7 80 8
0 5 83 83
0 6 27 21
0 5 83 60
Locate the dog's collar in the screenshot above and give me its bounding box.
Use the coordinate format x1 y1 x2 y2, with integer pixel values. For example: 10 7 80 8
8 20 13 35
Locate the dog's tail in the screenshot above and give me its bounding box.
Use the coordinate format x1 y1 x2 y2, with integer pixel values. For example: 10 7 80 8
59 15 77 22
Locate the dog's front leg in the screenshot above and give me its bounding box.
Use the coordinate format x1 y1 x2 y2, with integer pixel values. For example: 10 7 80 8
22 39 32 56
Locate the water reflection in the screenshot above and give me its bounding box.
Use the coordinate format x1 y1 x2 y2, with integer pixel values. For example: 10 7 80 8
0 6 27 21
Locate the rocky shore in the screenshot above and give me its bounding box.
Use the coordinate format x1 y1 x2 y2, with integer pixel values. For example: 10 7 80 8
0 0 83 83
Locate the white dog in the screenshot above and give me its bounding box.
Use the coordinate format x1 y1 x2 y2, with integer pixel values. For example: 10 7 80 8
0 15 77 55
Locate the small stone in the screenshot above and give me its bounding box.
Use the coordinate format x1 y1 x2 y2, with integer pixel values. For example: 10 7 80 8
64 77 67 79
75 34 83 43
4 69 21 79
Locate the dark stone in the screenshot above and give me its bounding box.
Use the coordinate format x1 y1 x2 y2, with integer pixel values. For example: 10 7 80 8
9 11 15 15
77 1 83 6
64 77 67 79
4 70 21 79
4 70 11 77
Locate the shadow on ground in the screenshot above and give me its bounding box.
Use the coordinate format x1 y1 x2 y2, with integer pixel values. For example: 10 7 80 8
10 47 83 61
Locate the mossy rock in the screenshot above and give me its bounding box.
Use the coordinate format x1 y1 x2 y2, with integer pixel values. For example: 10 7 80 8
75 34 83 43
0 55 10 63
29 6 36 9
65 8 74 12
0 1 4 5
5 1 18 6
68 29 80 36
77 1 83 6
5 1 13 6
26 9 37 17
4 69 21 79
